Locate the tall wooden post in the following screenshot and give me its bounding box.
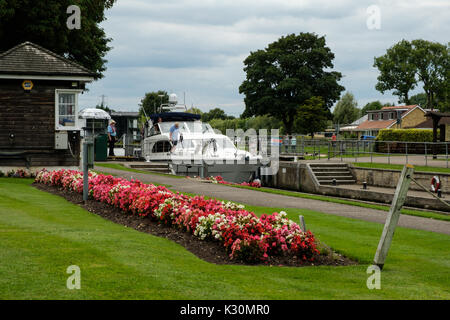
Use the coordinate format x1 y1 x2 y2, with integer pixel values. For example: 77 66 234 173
373 164 414 270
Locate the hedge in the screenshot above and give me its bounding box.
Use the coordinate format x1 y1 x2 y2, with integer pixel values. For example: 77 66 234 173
376 129 435 142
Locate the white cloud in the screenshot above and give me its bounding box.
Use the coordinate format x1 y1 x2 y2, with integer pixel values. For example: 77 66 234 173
80 0 450 116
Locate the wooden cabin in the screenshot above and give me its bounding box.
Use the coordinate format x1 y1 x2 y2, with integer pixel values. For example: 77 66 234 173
0 42 95 171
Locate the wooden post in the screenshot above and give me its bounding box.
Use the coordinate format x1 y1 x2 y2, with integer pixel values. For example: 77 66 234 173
299 215 306 232
82 140 89 202
373 164 414 270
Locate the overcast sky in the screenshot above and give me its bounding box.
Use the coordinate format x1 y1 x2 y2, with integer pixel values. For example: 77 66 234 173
79 0 450 116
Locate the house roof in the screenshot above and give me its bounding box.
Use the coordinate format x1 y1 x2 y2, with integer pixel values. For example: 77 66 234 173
380 105 418 111
356 119 397 130
340 115 368 131
0 42 95 78
356 105 425 131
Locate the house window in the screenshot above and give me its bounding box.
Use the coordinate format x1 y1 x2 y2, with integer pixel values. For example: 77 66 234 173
389 112 394 120
55 89 81 130
380 113 384 120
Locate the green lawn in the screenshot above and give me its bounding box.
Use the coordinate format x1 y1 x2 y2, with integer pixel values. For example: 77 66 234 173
353 162 450 174
1 178 448 299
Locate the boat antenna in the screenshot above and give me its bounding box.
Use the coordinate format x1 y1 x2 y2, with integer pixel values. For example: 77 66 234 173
141 105 150 124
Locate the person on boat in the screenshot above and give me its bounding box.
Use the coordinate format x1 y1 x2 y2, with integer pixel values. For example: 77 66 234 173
154 117 163 134
107 120 117 157
170 122 180 152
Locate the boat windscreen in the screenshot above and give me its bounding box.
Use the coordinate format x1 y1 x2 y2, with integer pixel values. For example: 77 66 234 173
158 122 188 134
184 121 214 133
158 121 214 134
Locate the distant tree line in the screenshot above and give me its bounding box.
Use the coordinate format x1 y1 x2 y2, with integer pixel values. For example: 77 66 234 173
136 35 448 137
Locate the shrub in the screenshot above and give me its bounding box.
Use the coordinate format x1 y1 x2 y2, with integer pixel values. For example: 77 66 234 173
376 129 434 142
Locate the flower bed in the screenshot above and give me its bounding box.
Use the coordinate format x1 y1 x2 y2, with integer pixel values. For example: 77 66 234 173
35 169 319 263
0 169 36 178
208 175 261 188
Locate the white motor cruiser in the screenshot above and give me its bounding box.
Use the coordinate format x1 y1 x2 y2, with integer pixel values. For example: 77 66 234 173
141 95 262 183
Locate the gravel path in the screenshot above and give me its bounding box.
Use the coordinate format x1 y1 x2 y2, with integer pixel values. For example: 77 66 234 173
94 166 450 235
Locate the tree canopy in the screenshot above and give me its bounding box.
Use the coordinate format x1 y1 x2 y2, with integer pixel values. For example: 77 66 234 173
361 101 383 115
374 39 449 109
239 32 344 134
209 115 283 135
96 104 115 115
186 107 203 115
332 92 361 125
139 91 169 118
374 40 417 104
201 108 235 122
410 39 449 110
294 96 329 138
409 93 427 108
0 0 116 79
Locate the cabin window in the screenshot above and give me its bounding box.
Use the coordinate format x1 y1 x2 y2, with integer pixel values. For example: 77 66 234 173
152 141 171 153
55 89 81 130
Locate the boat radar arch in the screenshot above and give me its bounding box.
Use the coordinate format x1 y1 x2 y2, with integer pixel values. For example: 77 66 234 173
169 93 178 106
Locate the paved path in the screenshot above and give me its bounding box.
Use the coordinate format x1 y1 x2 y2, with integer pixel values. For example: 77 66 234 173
94 165 450 235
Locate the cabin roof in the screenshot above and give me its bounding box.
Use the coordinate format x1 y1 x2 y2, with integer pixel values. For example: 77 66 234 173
0 41 95 78
111 111 140 118
150 112 201 122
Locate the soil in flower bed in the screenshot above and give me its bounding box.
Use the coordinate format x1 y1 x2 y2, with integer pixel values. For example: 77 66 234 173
33 183 357 267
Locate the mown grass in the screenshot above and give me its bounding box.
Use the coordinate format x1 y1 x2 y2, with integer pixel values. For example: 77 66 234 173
0 178 449 299
353 162 450 174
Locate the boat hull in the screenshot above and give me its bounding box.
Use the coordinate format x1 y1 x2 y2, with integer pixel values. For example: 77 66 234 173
171 160 261 183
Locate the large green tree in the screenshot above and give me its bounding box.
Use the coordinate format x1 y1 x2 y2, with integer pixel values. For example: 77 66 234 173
139 91 169 118
0 0 116 78
374 40 417 104
294 97 329 138
239 33 344 134
374 39 449 109
333 92 361 125
410 40 449 110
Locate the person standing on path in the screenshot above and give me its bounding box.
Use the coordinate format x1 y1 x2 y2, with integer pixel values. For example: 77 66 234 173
170 122 180 152
290 135 297 153
107 120 117 156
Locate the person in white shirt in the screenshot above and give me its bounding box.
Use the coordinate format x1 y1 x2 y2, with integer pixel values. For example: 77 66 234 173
169 122 180 152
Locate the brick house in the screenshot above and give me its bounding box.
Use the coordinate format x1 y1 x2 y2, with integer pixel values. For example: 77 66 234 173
355 105 427 138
